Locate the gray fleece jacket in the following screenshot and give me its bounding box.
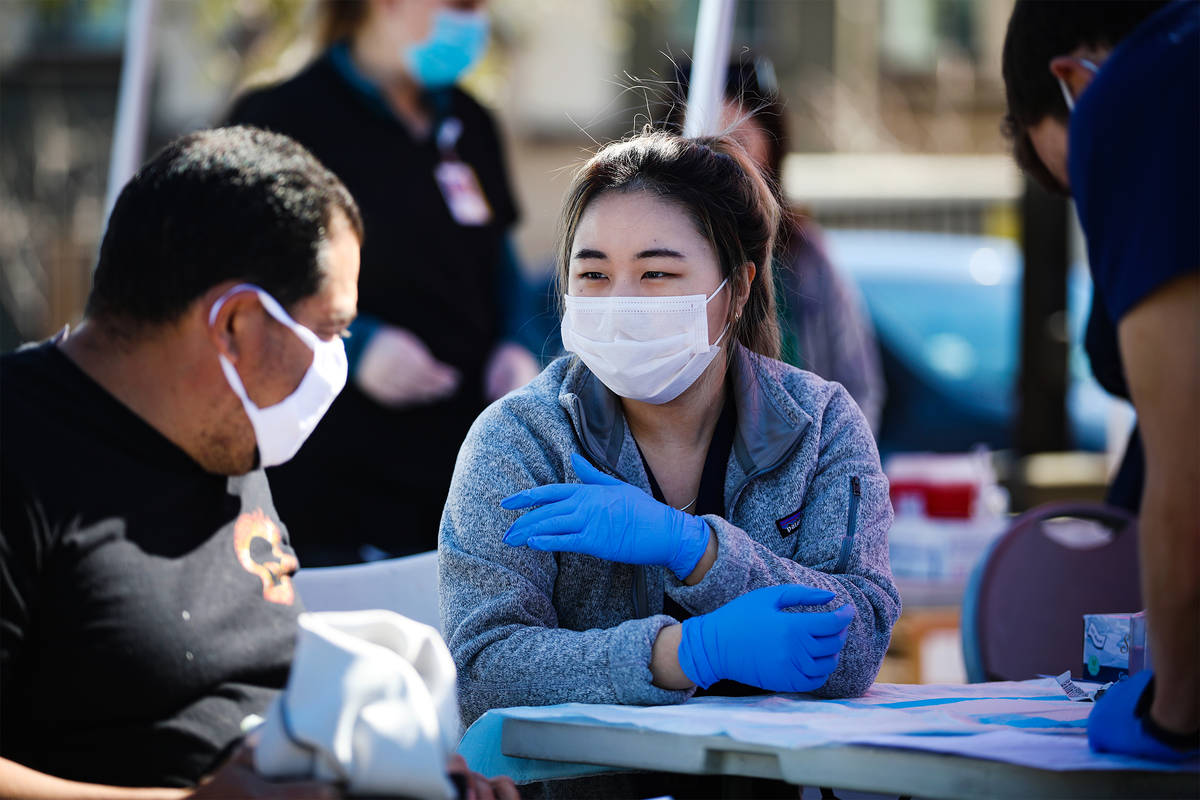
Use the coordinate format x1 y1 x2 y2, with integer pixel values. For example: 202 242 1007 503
439 346 900 728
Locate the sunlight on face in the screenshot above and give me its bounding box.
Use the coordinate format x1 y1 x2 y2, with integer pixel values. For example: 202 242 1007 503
568 190 729 342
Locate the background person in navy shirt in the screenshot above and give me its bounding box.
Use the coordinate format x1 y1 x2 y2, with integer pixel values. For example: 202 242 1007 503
1002 0 1197 762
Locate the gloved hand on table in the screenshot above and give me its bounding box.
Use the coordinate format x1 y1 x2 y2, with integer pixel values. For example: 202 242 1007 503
501 453 711 580
1088 670 1200 762
677 584 855 693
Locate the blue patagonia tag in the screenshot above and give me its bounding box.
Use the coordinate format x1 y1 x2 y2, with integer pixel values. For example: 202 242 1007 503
775 507 804 538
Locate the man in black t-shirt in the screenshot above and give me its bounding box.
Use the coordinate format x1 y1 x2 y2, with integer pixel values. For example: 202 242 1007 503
0 127 362 797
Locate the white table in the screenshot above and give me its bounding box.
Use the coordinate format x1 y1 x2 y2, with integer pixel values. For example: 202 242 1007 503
499 719 1193 798
459 681 1198 799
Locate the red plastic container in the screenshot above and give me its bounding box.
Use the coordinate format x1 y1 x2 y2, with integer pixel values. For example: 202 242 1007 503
889 481 977 519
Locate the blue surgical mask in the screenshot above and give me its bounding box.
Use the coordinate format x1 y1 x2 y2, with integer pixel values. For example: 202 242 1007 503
404 8 489 89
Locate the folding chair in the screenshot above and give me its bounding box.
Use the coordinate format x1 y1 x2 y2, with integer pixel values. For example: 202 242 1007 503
292 549 442 633
961 502 1140 682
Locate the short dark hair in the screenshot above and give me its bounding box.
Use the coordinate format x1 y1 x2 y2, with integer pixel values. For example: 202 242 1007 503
1001 0 1168 192
556 129 782 359
88 126 363 327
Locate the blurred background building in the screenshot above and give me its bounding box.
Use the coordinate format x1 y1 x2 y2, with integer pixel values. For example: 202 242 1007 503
2 0 1017 344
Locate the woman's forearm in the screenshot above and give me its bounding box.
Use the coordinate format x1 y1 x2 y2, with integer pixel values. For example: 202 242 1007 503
650 623 693 690
682 529 719 585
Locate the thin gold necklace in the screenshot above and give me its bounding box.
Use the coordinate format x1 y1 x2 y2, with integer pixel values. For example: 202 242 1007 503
678 496 698 512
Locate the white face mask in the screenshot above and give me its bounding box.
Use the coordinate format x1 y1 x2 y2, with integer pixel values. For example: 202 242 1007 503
208 284 348 468
561 278 729 404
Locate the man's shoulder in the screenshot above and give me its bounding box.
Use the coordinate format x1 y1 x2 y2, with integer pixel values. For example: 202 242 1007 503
1 342 89 536
1 340 74 426
1070 1 1199 322
1075 0 1197 145
2 336 60 366
1 337 197 503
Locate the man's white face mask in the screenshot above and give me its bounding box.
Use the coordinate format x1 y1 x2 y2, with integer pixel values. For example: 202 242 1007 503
209 284 348 467
560 278 729 404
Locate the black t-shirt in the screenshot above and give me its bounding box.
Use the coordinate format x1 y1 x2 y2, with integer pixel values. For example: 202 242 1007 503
0 340 302 787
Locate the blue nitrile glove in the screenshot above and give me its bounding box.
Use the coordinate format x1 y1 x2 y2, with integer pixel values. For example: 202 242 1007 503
677 584 855 692
501 453 711 580
1088 670 1200 762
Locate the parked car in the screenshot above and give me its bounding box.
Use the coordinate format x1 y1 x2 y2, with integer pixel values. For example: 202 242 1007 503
824 229 1120 457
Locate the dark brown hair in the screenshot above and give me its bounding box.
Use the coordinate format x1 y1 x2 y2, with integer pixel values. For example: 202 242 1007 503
1001 0 1168 194
556 128 782 360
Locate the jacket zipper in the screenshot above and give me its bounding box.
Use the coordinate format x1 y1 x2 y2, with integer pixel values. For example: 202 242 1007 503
834 476 862 573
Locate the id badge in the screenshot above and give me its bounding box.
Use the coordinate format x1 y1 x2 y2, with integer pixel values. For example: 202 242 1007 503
434 160 492 226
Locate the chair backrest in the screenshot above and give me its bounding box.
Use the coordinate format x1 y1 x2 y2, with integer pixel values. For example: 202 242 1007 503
293 550 442 633
961 502 1139 682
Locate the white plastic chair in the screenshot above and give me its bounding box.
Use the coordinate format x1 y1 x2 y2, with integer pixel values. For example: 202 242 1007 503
293 550 442 634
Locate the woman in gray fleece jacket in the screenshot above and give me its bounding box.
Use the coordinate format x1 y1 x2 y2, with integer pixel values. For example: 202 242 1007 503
440 130 900 729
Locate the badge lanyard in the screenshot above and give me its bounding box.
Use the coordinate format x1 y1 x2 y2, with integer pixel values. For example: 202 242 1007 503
433 116 493 226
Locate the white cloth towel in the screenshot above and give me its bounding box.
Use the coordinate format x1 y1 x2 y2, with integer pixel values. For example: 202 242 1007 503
255 610 459 799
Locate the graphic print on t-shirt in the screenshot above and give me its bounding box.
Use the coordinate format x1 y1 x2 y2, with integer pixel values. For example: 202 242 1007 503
233 509 299 605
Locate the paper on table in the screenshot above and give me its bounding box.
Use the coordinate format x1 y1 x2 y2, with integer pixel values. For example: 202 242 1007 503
499 678 1090 742
466 679 1196 774
857 729 1196 773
